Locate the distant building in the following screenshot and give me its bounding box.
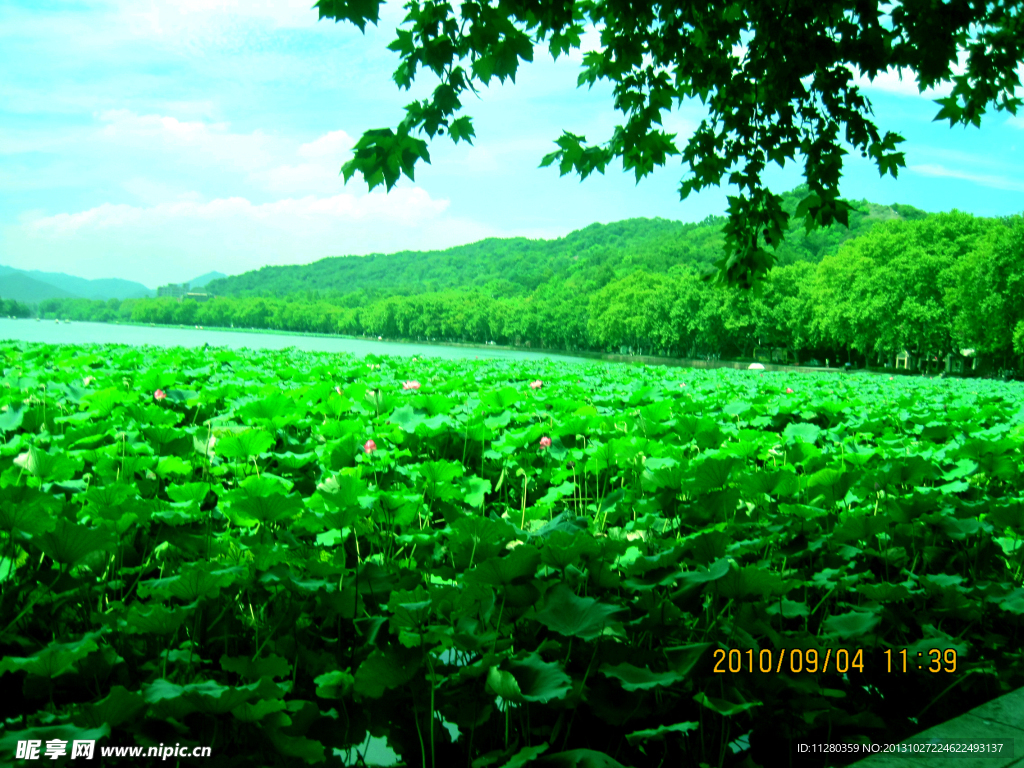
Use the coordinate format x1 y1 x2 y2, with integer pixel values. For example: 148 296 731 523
157 283 189 298
185 292 210 302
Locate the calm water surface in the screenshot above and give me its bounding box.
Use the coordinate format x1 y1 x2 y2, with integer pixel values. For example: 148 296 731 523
0 319 588 364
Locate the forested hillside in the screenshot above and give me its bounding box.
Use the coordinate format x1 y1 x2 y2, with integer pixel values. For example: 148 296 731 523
37 188 1024 374
206 186 923 300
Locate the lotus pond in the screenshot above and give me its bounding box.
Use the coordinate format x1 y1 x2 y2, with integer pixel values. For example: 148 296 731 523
1 342 1023 768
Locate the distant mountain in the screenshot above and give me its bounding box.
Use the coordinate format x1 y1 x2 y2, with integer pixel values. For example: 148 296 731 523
188 271 227 289
0 265 153 303
0 272 79 303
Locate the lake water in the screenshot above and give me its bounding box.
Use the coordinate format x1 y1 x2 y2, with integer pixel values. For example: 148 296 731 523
0 319 588 364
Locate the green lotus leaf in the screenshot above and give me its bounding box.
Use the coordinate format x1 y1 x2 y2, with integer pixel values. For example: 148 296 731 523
831 514 889 542
419 459 465 488
353 646 421 699
822 610 881 639
503 653 572 703
782 422 821 444
0 485 60 533
531 513 589 539
723 400 751 417
313 669 355 699
664 643 714 676
599 662 684 691
272 450 317 469
482 386 521 411
165 482 212 505
155 455 192 478
505 743 551 768
537 748 630 768
540 530 601 570
0 631 104 678
267 723 327 765
163 388 198 404
232 698 289 722
805 467 856 506
674 558 730 588
144 678 264 715
138 562 245 602
778 503 829 520
905 632 969 659
464 545 541 586
625 721 698 744
73 686 146 729
462 475 492 508
216 429 276 459
14 444 82 482
0 403 25 432
687 456 738 493
996 588 1024 614
221 654 293 681
33 519 114 565
390 405 426 433
533 583 624 640
484 410 512 430
450 515 518 559
693 691 761 716
224 476 303 526
239 394 294 423
123 603 188 635
485 666 522 700
85 387 123 417
766 599 811 618
713 565 795 598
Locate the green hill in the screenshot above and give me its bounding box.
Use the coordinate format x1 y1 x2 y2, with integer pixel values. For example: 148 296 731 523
206 186 928 300
0 271 79 303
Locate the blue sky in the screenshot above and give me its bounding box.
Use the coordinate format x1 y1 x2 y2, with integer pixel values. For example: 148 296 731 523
3 0 1024 288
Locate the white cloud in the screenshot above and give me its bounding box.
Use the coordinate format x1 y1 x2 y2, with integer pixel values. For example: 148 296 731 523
852 66 953 99
5 188 500 285
298 130 355 160
97 109 282 175
908 163 1024 192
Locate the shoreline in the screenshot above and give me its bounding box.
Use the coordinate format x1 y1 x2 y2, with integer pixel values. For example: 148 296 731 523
72 319 875 375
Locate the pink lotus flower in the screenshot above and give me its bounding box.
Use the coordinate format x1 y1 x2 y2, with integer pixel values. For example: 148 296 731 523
154 389 167 401
679 383 686 388
785 387 794 393
363 439 377 454
529 380 542 389
335 385 342 395
889 377 894 381
82 376 95 386
539 436 552 449
403 380 421 391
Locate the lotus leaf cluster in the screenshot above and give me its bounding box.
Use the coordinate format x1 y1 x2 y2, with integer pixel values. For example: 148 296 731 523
1 342 1023 767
